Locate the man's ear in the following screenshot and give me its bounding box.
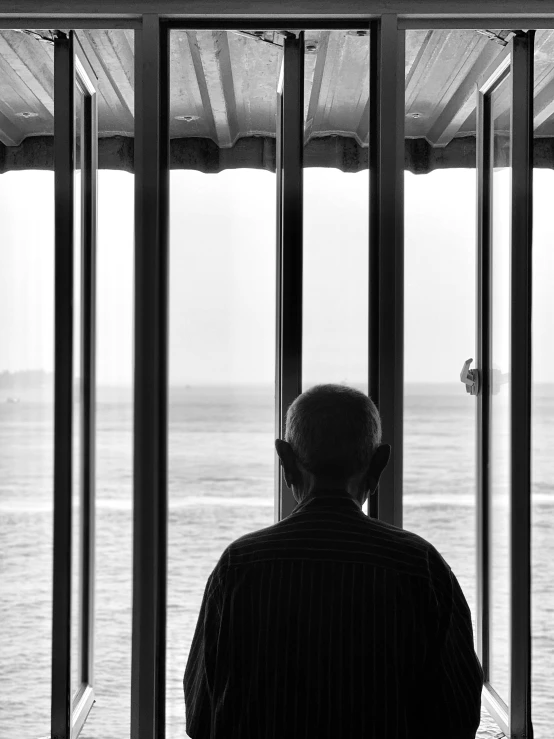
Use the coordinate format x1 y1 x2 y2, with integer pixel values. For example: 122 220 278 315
365 444 391 494
275 439 300 489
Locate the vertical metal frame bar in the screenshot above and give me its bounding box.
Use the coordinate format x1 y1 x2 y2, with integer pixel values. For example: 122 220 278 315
368 19 379 520
477 55 512 738
52 30 98 739
476 32 534 739
509 31 534 739
131 14 169 739
52 29 75 739
72 35 99 737
475 54 492 706
274 58 284 523
276 32 304 522
369 14 404 527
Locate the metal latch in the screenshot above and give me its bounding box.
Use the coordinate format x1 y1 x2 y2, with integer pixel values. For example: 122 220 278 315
460 358 480 396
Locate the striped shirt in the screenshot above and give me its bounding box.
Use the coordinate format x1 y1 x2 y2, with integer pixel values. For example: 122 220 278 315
184 488 484 739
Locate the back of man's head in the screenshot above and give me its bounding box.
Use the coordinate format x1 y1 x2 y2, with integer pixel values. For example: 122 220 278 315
285 384 382 484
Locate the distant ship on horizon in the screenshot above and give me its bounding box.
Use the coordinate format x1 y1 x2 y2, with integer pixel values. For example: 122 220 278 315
6 397 20 404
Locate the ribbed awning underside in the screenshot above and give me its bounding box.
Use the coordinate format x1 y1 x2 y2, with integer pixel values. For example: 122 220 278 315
2 27 554 173
3 134 554 174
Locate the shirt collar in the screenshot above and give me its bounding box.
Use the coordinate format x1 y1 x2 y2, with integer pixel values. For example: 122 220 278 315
289 488 365 515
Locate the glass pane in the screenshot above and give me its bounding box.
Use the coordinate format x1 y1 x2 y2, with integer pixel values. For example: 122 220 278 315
403 29 502 736
532 30 554 739
488 72 512 704
167 29 279 738
75 28 135 739
302 30 369 391
0 30 55 737
0 182 55 732
72 82 85 704
403 168 477 635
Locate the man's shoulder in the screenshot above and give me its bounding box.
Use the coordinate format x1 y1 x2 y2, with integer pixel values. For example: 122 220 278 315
218 514 443 583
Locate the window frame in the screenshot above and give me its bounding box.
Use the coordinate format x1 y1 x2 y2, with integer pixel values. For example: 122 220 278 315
0 7 542 739
475 31 534 738
275 31 304 521
130 14 169 739
51 29 99 739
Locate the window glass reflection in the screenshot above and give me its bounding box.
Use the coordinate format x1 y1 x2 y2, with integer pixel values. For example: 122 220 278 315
75 28 135 739
168 30 280 736
302 31 369 392
488 72 512 705
0 170 54 735
403 168 477 632
532 29 554 739
72 82 85 706
79 171 134 738
167 170 277 737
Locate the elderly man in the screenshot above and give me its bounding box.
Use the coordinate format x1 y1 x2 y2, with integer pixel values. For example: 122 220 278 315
184 383 484 739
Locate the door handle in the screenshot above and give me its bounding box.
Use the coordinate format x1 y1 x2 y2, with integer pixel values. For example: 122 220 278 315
460 358 480 396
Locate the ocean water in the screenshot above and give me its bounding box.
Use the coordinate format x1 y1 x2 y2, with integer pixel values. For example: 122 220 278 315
0 384 552 738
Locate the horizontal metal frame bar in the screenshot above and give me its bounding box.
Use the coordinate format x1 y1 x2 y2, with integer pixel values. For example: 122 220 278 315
483 681 510 735
479 56 511 96
3 0 554 16
400 17 554 28
72 685 95 737
2 13 554 30
0 17 141 28
165 19 370 29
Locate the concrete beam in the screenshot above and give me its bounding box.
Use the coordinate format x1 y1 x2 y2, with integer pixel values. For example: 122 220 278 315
2 133 554 175
0 110 23 146
188 31 239 148
532 31 554 135
426 38 503 146
406 30 504 145
184 30 218 142
0 30 54 145
77 29 134 131
304 31 330 143
0 31 54 117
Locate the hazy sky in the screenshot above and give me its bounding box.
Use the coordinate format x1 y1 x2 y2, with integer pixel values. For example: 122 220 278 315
1 166 553 385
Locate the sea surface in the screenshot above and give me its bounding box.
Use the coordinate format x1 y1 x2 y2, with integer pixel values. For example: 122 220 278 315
1 384 553 738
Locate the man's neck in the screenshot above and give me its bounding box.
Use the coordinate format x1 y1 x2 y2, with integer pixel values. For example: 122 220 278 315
294 478 366 507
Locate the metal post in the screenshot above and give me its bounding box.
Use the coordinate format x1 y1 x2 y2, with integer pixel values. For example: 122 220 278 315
370 14 404 528
368 20 379 520
131 14 169 739
510 31 534 739
52 29 74 739
276 32 304 522
75 35 99 700
476 61 492 690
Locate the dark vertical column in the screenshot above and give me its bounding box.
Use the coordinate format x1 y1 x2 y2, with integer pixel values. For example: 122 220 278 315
276 33 304 522
476 70 492 687
370 15 404 528
510 31 534 739
77 43 99 696
368 20 379 520
274 59 284 523
131 14 169 739
52 29 74 739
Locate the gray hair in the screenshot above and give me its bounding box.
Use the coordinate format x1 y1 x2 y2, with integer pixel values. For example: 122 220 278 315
284 384 382 481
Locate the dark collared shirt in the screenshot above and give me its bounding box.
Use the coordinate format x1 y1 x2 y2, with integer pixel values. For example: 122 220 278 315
184 489 484 739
